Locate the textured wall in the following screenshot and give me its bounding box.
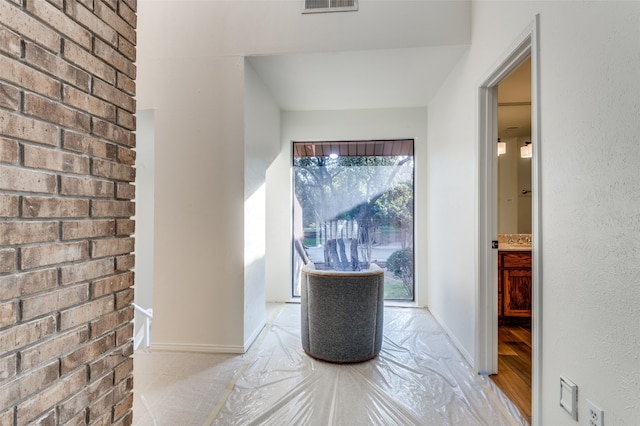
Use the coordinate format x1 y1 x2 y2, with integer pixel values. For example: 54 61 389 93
0 0 136 423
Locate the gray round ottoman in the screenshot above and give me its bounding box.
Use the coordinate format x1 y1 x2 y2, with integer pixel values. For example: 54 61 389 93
300 264 385 363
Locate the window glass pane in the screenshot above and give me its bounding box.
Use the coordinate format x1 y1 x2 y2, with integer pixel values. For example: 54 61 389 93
292 140 415 300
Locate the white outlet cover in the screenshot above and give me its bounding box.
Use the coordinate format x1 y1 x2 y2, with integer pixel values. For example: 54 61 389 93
560 376 578 420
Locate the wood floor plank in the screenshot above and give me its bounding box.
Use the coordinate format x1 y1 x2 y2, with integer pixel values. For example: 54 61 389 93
490 325 532 424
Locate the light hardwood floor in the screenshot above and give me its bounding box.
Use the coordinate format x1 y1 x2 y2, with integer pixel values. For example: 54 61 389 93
490 325 532 424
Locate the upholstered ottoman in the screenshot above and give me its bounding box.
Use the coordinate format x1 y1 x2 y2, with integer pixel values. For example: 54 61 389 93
300 264 385 363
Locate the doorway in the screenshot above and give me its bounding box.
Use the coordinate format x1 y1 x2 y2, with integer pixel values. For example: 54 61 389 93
492 58 533 423
476 15 541 426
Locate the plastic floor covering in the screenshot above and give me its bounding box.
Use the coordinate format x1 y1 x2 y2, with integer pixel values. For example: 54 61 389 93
205 303 526 426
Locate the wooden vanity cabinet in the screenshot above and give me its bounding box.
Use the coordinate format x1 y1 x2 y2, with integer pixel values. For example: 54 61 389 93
498 251 532 322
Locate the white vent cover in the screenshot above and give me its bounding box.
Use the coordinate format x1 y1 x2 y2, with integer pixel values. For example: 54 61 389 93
303 0 358 14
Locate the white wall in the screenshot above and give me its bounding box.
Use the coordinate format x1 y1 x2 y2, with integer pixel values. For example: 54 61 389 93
134 110 155 336
428 2 640 423
266 108 429 306
243 61 281 347
136 0 469 352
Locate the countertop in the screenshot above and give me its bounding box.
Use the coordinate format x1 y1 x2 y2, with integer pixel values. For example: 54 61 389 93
498 244 532 251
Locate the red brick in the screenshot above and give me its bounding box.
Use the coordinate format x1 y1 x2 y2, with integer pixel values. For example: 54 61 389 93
91 305 132 338
29 409 56 426
112 376 132 406
0 56 61 103
0 164 57 193
0 81 20 110
0 353 17 381
61 410 86 426
116 108 135 130
94 37 136 80
91 237 134 258
62 39 116 85
95 1 135 44
115 182 135 200
113 410 133 426
19 269 58 297
92 412 113 426
25 42 90 91
88 388 114 423
116 287 135 314
103 0 117 10
65 0 118 46
114 321 133 346
63 130 117 160
88 348 123 381
92 159 135 182
60 258 114 285
0 1 60 53
122 0 136 13
24 93 91 133
23 144 89 174
113 391 133 421
92 77 135 113
62 220 115 240
0 316 56 353
116 146 136 165
15 368 86 425
115 254 134 271
117 36 135 63
92 271 133 297
22 197 90 218
0 361 59 408
0 26 21 58
61 175 114 197
112 355 132 384
61 333 114 374
20 241 89 269
26 0 92 50
118 0 136 26
115 219 134 236
0 301 17 328
91 200 135 218
0 409 13 425
0 249 15 273
0 221 57 245
64 84 116 121
57 373 113 423
20 325 90 370
92 118 135 147
0 194 19 217
0 110 60 147
0 269 58 301
59 296 114 330
21 284 89 321
0 138 19 164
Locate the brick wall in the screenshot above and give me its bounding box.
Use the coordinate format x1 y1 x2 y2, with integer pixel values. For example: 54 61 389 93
0 0 136 424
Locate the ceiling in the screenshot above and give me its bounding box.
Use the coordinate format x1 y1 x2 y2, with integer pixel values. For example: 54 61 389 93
248 45 469 111
247 46 530 135
497 58 532 138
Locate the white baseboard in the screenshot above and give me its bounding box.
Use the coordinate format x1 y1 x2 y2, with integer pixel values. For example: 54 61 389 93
428 308 476 369
243 319 266 352
149 342 245 354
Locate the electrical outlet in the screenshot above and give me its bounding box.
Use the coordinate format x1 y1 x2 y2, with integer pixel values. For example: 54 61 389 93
586 400 604 426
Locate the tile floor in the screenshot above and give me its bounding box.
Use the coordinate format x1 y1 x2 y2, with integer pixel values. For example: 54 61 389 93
133 303 527 426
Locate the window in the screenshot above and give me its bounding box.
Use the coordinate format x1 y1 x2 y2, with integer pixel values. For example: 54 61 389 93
292 140 415 300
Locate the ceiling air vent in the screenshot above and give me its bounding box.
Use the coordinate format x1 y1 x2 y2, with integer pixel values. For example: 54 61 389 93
303 0 358 14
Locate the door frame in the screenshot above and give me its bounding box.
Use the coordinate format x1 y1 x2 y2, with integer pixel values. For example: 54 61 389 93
476 15 542 424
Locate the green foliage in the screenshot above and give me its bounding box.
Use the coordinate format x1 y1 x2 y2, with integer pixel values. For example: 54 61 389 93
386 247 414 286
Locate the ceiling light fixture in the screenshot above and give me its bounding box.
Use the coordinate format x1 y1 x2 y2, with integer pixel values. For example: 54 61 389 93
329 153 339 159
520 141 532 158
497 138 506 156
